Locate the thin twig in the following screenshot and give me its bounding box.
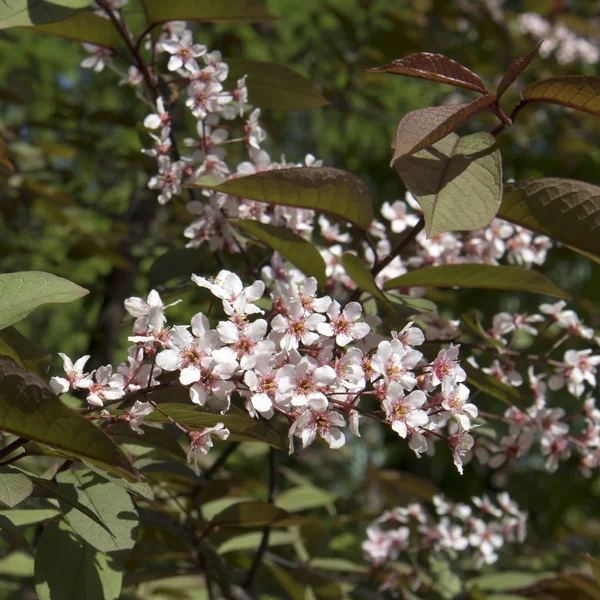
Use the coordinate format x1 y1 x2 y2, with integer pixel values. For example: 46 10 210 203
0 437 27 461
372 216 425 277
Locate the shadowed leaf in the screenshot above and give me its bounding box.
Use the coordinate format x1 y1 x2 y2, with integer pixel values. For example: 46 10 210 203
226 59 328 110
189 167 373 230
391 95 496 162
464 365 523 408
0 0 92 29
395 132 502 237
230 219 327 286
211 500 310 528
0 271 88 330
0 514 33 555
500 178 600 259
369 53 488 94
522 76 600 116
0 327 50 376
383 264 568 299
496 41 543 98
341 253 388 304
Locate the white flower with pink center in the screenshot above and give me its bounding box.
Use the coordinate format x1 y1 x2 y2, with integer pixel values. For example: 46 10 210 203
124 401 154 435
440 377 477 431
243 353 279 415
448 429 475 474
187 424 230 475
316 301 370 346
143 96 170 130
333 347 365 391
380 199 420 233
288 407 346 453
372 339 422 390
426 344 465 387
188 351 238 413
125 289 180 337
270 300 326 352
277 356 337 411
217 318 274 370
549 349 600 397
285 277 331 314
160 30 206 72
50 353 94 395
85 365 126 407
382 383 428 438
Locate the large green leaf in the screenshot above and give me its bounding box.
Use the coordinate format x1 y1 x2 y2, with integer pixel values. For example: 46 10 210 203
28 11 123 47
275 485 337 513
0 327 50 375
383 264 568 299
0 467 33 508
0 357 136 479
230 219 327 286
0 0 92 29
56 470 138 553
0 271 88 330
83 461 155 501
226 59 328 110
0 514 33 555
189 167 373 230
395 132 502 237
211 500 310 528
522 76 600 117
499 178 600 259
141 0 276 26
107 422 185 461
35 520 123 600
0 508 59 526
390 95 496 162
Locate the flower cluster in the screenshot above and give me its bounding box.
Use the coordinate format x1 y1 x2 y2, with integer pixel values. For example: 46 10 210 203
363 493 527 590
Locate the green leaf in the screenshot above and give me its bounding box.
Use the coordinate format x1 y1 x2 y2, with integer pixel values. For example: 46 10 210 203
189 167 373 231
276 485 337 513
584 555 600 589
394 132 502 237
0 514 33 555
522 76 600 117
464 364 522 408
384 292 436 316
369 52 488 94
0 357 136 478
83 461 155 501
469 571 556 592
145 403 285 450
496 41 542 98
211 500 310 528
218 530 297 554
226 59 328 110
141 0 277 27
309 557 368 574
0 467 33 508
0 508 59 526
0 0 92 29
148 248 207 290
390 95 496 162
558 574 600 600
460 311 505 349
28 11 123 47
106 422 186 461
341 253 388 303
0 327 50 375
0 271 88 330
230 219 327 286
56 470 138 553
499 178 600 260
383 264 568 299
35 520 123 600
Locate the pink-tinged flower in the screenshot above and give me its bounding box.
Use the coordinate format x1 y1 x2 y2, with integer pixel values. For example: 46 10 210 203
217 319 273 370
496 492 521 517
468 518 503 566
482 359 523 387
394 321 425 348
372 339 422 390
187 424 230 475
271 300 326 352
116 348 162 391
119 65 143 87
160 29 206 72
318 215 351 244
50 353 94 394
488 431 534 468
286 277 331 314
362 525 409 565
80 43 111 72
472 495 502 518
527 366 547 407
288 408 346 453
540 301 592 337
440 377 478 430
333 347 365 391
540 434 571 472
185 80 233 120
527 405 569 441
317 301 370 346
418 310 460 341
244 108 267 149
549 349 600 397
433 495 472 520
125 289 179 337
380 199 420 233
277 356 336 411
437 517 469 551
243 353 279 415
448 429 474 474
426 344 465 387
123 400 154 435
143 97 170 130
192 270 265 317
85 365 126 407
382 384 428 438
148 156 183 204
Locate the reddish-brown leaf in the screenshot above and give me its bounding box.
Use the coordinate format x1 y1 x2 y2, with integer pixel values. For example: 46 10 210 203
369 52 488 94
496 41 543 98
390 95 497 165
522 76 600 116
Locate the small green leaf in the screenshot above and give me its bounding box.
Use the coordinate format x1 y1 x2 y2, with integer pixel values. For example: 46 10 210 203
460 311 505 349
230 219 327 286
500 178 600 260
309 557 368 574
0 0 92 29
341 253 388 303
0 271 88 330
522 75 600 117
35 520 123 600
226 59 328 110
384 292 436 316
218 530 297 554
189 167 373 231
148 248 208 290
211 500 310 528
0 357 136 479
383 264 568 299
56 470 138 553
0 514 33 555
464 364 522 408
0 467 33 508
0 327 50 375
276 485 337 513
395 132 503 237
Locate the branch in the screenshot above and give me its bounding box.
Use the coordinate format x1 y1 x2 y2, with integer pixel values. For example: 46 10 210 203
371 216 425 277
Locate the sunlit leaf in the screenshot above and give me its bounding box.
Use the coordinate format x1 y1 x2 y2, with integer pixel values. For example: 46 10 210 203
369 52 488 94
0 514 33 555
276 485 337 513
218 530 296 554
390 95 496 162
230 219 327 286
0 357 136 479
309 557 368 574
211 500 310 528
500 178 600 260
522 76 600 116
189 167 373 230
0 468 33 508
0 508 59 526
0 271 88 330
395 132 502 237
56 469 138 553
496 41 543 98
0 0 92 29
226 59 329 110
83 461 155 501
383 264 568 299
35 520 122 600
